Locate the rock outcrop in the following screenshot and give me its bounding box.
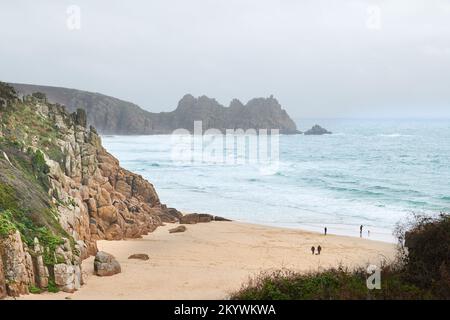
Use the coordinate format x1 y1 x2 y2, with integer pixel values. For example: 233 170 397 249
180 213 231 224
0 83 172 298
94 251 121 277
11 84 300 135
304 125 332 135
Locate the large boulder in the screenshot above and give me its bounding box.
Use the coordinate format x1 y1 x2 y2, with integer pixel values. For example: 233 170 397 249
179 213 231 224
54 264 81 293
158 207 183 223
180 213 200 224
94 251 121 277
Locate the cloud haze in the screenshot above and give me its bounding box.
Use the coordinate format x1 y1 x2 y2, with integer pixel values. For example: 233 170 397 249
1 0 450 118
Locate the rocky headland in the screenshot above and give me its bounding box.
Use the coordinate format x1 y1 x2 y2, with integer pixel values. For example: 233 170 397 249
0 82 182 298
11 83 300 135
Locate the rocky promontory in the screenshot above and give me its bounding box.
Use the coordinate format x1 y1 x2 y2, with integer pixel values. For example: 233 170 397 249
11 83 300 135
0 82 180 298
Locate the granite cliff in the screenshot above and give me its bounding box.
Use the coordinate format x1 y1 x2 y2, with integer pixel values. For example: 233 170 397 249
0 83 177 298
11 83 299 135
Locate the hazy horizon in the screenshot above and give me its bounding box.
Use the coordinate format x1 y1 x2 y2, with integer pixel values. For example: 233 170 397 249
1 0 450 119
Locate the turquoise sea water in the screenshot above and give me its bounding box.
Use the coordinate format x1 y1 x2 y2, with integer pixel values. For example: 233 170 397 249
102 119 450 242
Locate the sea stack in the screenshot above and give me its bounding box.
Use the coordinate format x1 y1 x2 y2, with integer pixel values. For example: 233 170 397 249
304 125 332 135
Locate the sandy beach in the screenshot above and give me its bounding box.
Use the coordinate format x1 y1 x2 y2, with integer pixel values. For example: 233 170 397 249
19 221 396 300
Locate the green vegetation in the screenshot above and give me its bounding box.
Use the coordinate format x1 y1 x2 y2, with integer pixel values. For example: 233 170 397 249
0 81 17 101
0 82 82 295
47 279 59 293
31 92 47 101
29 285 42 294
0 210 17 237
0 82 75 268
0 205 64 266
231 213 450 300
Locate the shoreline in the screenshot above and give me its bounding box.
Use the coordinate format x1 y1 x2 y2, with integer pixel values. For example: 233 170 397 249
17 220 396 300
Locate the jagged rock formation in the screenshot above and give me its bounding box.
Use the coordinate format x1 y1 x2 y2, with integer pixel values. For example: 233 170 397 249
10 83 300 134
304 125 332 135
0 83 177 298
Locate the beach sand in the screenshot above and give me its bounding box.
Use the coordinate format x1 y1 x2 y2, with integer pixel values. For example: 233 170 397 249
19 221 396 300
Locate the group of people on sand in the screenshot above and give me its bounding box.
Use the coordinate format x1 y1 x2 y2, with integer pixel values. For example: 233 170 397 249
322 225 370 238
312 225 371 255
311 245 322 255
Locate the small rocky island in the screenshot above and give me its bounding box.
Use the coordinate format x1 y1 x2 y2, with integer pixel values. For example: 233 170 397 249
304 125 332 135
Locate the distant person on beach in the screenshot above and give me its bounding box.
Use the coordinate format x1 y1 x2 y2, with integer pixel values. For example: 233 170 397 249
368 230 370 237
360 225 363 237
324 227 327 235
317 245 322 255
311 246 315 255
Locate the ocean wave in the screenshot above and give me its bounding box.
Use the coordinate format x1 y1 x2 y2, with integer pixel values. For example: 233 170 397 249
377 133 414 138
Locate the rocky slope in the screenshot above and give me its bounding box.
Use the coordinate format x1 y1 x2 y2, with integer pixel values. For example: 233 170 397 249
11 83 299 135
0 83 176 298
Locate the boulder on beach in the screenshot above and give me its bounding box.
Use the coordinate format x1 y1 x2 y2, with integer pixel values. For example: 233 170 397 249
158 207 184 223
128 254 150 261
213 216 232 222
169 226 187 233
304 125 332 135
94 251 121 277
180 213 200 224
179 213 231 224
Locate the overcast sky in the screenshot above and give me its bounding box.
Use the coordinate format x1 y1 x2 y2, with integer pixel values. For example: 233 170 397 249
1 0 450 118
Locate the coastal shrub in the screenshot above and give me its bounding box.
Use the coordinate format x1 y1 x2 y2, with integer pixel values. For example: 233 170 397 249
31 92 47 101
231 213 450 300
397 212 450 297
0 210 17 237
29 285 42 294
47 279 59 293
0 82 17 101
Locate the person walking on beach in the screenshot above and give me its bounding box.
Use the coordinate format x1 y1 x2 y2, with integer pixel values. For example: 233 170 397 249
368 230 370 237
311 246 315 255
324 227 327 235
317 245 322 255
360 225 363 237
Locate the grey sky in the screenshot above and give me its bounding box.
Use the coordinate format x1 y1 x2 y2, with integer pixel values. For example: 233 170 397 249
1 0 450 118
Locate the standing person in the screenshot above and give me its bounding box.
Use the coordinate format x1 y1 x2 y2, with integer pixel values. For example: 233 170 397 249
317 245 322 255
311 246 315 255
324 227 327 235
360 225 363 237
368 230 370 237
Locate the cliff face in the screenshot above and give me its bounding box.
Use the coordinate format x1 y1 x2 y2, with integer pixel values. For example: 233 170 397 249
0 83 171 297
11 84 299 135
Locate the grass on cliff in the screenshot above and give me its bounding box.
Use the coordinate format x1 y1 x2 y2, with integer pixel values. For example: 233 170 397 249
0 154 71 265
1 98 65 164
0 86 75 267
231 213 450 300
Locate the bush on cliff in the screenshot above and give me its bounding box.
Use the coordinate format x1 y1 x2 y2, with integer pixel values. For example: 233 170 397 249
231 213 450 300
0 82 17 101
